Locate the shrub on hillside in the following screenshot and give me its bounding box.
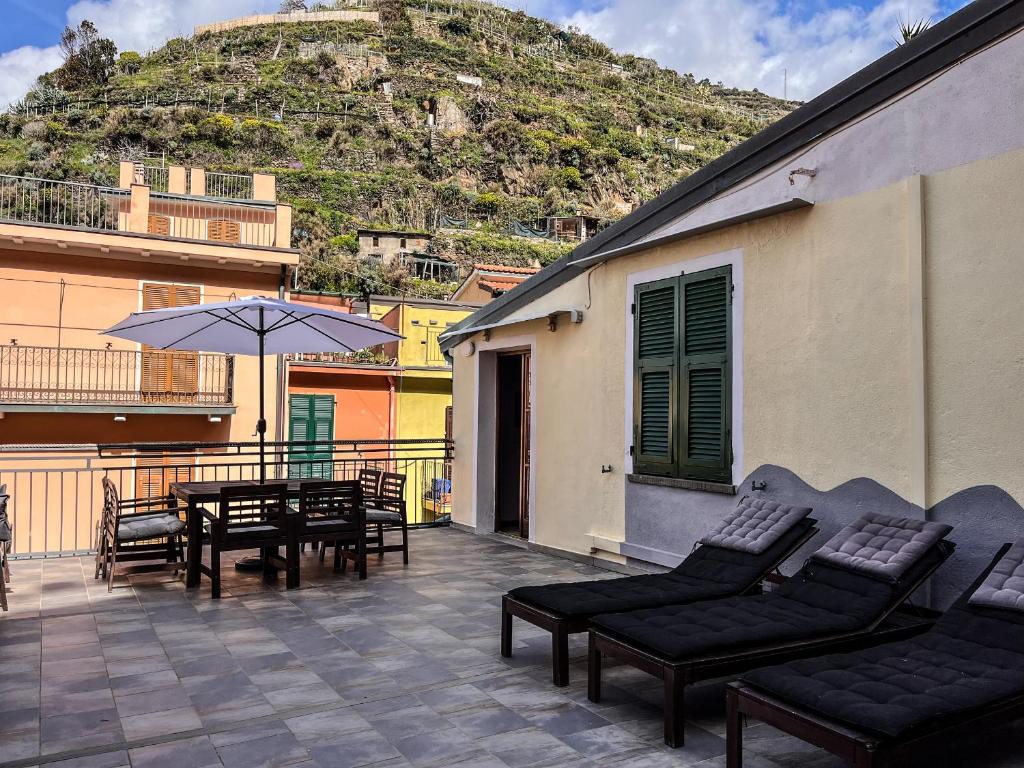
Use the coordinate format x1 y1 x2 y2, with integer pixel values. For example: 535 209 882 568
199 114 237 147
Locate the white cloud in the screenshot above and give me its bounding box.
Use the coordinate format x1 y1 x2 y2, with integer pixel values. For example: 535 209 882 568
505 0 967 100
0 0 281 109
0 45 63 111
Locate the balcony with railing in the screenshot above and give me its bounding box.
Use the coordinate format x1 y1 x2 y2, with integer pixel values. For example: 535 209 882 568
0 344 234 410
0 166 291 251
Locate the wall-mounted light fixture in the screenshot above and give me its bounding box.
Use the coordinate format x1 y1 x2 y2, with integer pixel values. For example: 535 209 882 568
208 415 223 423
460 341 476 357
113 414 127 423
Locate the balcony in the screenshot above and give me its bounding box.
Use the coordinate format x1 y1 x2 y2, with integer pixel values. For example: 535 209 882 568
0 171 291 250
0 344 234 411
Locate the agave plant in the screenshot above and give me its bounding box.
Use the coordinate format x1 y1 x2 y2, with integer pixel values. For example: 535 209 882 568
896 17 932 46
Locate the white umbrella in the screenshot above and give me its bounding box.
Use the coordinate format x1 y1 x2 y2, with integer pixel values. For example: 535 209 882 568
103 295 403 481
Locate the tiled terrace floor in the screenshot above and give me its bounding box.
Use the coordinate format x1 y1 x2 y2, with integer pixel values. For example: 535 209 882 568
2 529 1023 768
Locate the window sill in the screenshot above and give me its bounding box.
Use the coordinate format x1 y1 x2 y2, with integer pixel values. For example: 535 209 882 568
627 473 736 495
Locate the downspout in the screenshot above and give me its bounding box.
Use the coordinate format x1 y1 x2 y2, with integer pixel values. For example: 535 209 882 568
275 265 289 478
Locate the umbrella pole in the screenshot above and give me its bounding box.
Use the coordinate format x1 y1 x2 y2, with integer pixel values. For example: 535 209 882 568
258 313 267 484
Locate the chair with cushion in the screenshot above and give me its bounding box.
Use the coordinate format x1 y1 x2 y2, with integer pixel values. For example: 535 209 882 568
293 480 367 580
728 539 1024 768
95 477 186 592
365 472 408 565
588 513 956 747
0 484 10 611
203 483 293 599
502 497 819 686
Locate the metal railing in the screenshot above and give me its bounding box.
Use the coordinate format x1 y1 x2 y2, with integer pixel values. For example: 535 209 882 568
148 193 277 246
424 327 449 367
287 350 396 367
0 345 234 406
399 253 461 283
141 165 169 193
205 172 254 201
0 175 129 233
0 439 453 557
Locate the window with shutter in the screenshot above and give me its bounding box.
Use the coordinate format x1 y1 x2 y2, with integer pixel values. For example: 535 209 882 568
288 394 335 479
632 266 732 483
208 219 241 244
141 283 201 401
135 454 194 500
147 214 170 236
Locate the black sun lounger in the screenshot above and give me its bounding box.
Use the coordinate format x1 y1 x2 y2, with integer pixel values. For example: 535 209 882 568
502 498 818 685
587 513 955 747
727 540 1024 768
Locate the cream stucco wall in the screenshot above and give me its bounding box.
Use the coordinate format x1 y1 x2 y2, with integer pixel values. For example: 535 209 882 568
452 146 1024 560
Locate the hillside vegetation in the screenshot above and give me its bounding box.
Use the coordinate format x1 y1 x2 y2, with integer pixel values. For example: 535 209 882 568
0 0 798 297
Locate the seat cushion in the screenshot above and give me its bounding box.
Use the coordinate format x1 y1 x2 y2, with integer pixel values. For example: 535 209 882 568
743 606 1024 738
700 497 812 555
811 513 952 583
366 508 402 524
117 514 185 540
968 538 1024 612
591 543 946 662
510 519 815 620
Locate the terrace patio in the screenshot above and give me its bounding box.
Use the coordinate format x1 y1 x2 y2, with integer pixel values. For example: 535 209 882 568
1 529 1022 768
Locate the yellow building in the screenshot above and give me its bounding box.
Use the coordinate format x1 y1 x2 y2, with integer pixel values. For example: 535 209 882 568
442 5 1024 607
286 294 477 522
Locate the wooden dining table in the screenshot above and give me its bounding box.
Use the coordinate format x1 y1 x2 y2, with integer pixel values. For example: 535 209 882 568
170 479 319 589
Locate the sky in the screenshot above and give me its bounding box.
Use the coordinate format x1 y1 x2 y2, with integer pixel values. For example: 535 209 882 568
0 0 970 110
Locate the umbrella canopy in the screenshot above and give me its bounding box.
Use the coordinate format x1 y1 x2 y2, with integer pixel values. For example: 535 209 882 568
103 295 401 354
103 295 403 482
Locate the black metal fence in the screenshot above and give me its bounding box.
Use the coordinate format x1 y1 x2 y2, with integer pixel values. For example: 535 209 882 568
0 439 453 558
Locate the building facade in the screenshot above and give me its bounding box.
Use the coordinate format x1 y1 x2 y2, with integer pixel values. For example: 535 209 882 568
441 2 1024 607
0 164 297 549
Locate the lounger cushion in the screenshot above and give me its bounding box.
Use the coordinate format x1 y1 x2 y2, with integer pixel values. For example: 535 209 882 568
968 539 1024 612
700 498 812 554
118 514 185 540
591 542 946 662
743 604 1024 738
811 513 951 582
509 518 815 619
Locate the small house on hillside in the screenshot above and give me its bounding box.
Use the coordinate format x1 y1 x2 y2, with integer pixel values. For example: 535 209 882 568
451 264 541 303
440 1 1024 607
357 229 432 262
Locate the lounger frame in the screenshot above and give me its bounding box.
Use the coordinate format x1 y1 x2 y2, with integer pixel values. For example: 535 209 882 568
588 541 954 747
725 542 1018 768
501 524 819 686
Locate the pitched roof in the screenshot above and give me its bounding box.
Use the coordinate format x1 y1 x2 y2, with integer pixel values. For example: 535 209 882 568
440 0 1024 352
479 279 524 294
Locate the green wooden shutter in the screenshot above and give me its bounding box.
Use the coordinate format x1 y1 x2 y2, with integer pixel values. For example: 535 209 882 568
679 267 731 482
288 394 335 479
633 278 679 476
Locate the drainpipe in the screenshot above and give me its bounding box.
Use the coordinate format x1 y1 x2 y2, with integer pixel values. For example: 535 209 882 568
387 374 397 458
275 265 289 478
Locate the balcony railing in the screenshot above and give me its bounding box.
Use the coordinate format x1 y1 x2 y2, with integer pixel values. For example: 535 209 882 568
0 438 452 556
205 171 254 200
0 175 129 233
0 345 234 406
399 253 461 283
287 350 396 367
148 193 278 247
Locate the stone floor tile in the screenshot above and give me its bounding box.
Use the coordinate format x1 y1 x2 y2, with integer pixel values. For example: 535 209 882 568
129 735 223 768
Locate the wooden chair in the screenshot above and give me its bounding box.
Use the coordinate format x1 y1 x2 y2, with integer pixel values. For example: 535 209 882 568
293 480 367 580
203 483 293 599
0 484 10 612
365 472 409 564
318 468 380 562
95 477 186 592
358 468 382 505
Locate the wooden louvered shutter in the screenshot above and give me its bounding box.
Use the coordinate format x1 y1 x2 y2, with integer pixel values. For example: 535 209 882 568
679 266 731 482
135 454 193 499
288 394 335 479
141 284 200 400
147 214 170 236
208 219 241 244
632 277 678 476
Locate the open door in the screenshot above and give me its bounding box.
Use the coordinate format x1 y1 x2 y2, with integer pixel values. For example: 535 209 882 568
495 351 531 538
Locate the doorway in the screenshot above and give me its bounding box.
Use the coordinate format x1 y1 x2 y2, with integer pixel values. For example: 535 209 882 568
495 352 531 538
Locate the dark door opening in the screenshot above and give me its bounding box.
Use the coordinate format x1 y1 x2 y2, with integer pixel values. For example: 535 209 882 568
495 352 531 538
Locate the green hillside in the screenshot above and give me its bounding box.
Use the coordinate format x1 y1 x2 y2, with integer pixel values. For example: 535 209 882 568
0 0 798 298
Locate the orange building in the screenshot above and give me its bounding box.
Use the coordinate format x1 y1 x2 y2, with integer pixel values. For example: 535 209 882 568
0 163 297 496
